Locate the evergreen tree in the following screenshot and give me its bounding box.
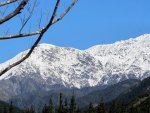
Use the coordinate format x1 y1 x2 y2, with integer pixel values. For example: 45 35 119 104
42 104 49 113
64 98 69 113
88 102 95 113
97 98 106 113
49 97 53 113
29 106 36 113
3 106 8 113
148 97 150 113
109 101 117 113
116 103 124 113
120 103 127 113
128 105 135 113
24 109 31 113
9 101 13 113
76 106 80 113
58 93 63 113
69 95 76 113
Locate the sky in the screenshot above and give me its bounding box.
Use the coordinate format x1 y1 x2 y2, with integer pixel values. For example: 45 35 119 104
0 0 150 63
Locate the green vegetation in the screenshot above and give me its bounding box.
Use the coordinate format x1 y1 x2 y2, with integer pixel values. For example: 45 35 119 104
0 101 22 113
0 77 150 113
0 93 150 113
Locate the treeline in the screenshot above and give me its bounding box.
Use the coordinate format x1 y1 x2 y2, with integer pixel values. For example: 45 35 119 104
1 93 150 113
0 101 21 113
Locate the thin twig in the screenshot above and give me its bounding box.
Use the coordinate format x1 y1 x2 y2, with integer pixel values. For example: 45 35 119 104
0 0 78 76
19 0 37 33
0 0 28 24
0 0 61 76
0 0 78 40
0 0 18 7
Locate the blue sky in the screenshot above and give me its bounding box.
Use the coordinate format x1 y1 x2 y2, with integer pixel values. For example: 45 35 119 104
0 0 150 63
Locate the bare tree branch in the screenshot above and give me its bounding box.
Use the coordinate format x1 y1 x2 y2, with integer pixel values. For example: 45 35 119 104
52 0 78 24
0 0 28 24
0 0 78 76
0 0 18 7
19 0 37 33
0 0 78 40
0 0 61 76
0 29 42 40
0 4 9 17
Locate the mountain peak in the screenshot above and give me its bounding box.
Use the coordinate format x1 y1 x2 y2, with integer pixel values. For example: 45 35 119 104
87 34 150 50
134 34 150 41
0 34 150 89
39 43 56 48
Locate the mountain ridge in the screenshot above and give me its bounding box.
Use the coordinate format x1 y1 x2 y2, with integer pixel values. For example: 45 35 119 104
0 34 150 88
0 34 150 110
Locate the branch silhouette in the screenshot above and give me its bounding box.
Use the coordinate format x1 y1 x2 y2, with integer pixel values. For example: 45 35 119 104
0 0 78 76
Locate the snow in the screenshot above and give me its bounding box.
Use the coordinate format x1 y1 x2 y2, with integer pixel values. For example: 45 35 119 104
0 34 150 88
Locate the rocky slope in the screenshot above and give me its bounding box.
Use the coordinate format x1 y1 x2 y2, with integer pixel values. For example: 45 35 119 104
0 34 150 108
87 34 150 80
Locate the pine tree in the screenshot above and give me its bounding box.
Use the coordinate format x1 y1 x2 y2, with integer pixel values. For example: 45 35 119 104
128 105 135 113
97 98 106 113
3 106 8 113
148 97 150 113
64 98 69 113
42 104 48 113
49 97 53 113
58 93 63 113
29 106 36 113
120 103 127 113
69 95 76 113
109 101 117 113
9 101 13 113
88 102 95 113
24 109 31 113
76 106 80 113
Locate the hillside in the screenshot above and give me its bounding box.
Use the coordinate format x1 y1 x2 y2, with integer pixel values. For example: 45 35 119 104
0 34 150 110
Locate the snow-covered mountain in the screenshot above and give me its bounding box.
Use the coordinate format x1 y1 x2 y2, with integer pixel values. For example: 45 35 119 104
0 44 104 89
87 34 150 80
0 34 150 108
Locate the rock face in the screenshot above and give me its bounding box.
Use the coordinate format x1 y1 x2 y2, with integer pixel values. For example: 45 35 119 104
0 34 150 108
87 34 150 81
0 44 104 89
